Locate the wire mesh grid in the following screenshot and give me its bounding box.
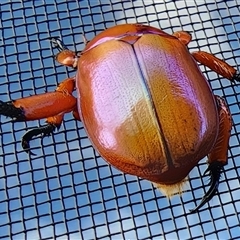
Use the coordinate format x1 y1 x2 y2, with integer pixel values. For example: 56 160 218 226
0 0 240 239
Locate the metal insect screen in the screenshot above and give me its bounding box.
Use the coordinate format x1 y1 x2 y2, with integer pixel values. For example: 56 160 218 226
0 0 240 239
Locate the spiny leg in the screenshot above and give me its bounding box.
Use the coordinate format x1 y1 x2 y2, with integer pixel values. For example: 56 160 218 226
190 96 232 212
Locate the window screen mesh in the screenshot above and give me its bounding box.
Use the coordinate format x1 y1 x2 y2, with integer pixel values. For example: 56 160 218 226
0 1 240 239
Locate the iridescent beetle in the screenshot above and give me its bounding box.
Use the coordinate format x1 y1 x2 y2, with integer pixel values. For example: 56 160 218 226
0 24 238 212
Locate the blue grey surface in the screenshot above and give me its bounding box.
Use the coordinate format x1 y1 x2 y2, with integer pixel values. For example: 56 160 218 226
0 0 240 239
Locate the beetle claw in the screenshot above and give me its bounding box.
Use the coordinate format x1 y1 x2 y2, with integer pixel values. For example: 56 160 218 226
22 124 56 155
49 37 68 51
233 72 240 83
189 161 224 213
0 100 25 121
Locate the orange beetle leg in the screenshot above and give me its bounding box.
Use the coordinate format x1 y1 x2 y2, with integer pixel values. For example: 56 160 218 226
72 107 81 121
0 77 78 154
50 38 78 68
172 31 192 46
192 51 240 82
190 96 232 212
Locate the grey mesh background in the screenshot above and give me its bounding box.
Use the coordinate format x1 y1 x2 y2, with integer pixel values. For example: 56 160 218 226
0 0 240 239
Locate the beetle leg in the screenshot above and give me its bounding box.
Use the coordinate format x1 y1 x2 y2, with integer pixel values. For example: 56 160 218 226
49 37 68 51
172 31 192 46
50 37 78 68
22 114 63 155
190 96 232 212
0 77 76 121
0 77 79 154
0 100 26 121
190 162 223 213
72 106 81 121
192 51 240 83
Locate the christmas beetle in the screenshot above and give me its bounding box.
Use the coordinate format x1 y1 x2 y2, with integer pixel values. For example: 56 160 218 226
0 24 238 212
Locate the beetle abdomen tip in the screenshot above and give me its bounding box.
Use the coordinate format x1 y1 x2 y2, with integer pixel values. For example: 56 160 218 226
153 178 188 198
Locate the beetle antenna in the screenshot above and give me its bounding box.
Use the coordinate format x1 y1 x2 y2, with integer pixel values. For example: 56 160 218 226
21 124 56 155
189 161 223 213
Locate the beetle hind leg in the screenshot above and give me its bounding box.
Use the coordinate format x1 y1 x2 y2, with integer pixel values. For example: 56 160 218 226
190 96 232 213
189 161 223 213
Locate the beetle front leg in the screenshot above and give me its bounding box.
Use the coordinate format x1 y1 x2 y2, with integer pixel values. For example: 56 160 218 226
192 51 240 83
190 96 232 212
0 77 79 154
50 38 78 68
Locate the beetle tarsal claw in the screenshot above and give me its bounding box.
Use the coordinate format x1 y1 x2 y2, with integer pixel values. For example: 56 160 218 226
189 161 224 213
49 37 68 51
0 100 25 121
233 72 240 83
21 124 56 155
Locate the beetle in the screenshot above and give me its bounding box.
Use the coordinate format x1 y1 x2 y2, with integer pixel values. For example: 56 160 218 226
0 24 238 212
